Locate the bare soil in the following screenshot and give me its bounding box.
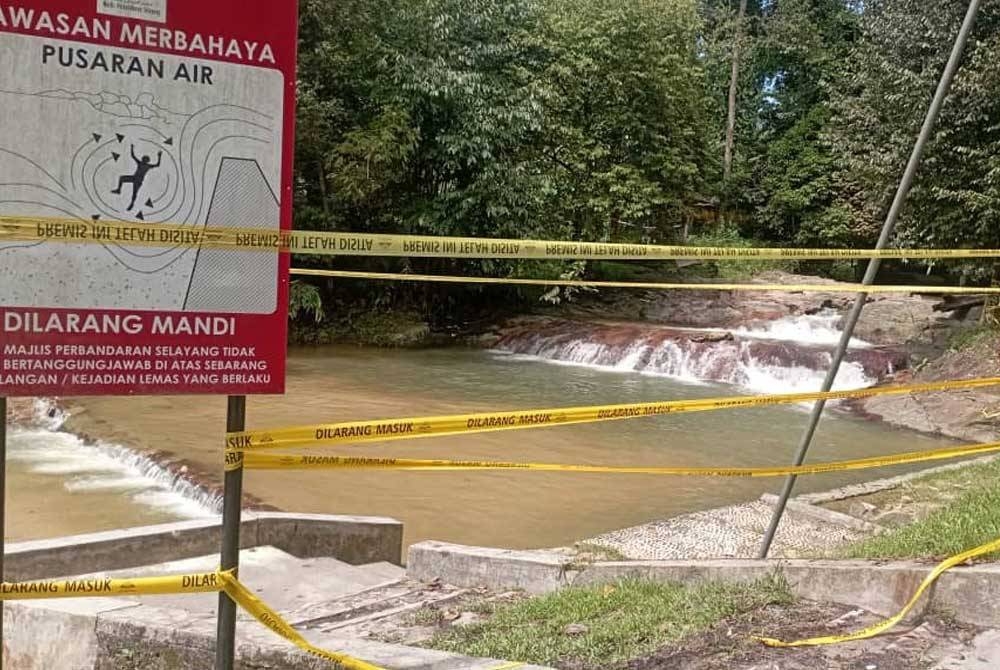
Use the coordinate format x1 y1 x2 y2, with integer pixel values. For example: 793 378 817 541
614 602 977 670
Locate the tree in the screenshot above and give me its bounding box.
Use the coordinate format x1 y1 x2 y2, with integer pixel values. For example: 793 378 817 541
826 0 1000 275
535 0 715 243
740 0 861 246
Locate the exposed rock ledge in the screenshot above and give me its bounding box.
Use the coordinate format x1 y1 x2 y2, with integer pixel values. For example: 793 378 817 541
550 270 950 346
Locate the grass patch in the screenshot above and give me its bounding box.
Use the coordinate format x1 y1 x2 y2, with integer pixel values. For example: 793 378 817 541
843 459 1000 560
947 324 997 352
405 606 444 627
424 576 792 667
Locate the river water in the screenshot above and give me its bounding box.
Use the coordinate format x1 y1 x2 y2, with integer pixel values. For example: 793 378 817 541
15 315 954 549
6 401 220 541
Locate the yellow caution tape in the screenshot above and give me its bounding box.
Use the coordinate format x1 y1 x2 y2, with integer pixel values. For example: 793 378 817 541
756 535 1000 647
7 213 1000 262
225 450 244 471
292 269 1000 295
0 567 386 669
220 572 386 670
238 441 1000 475
225 376 1000 453
0 570 226 601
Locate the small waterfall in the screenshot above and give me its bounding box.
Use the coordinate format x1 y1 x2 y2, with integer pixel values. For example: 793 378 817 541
736 311 870 348
8 400 221 518
493 312 906 394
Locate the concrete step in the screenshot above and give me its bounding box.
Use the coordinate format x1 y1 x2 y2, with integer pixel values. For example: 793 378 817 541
298 580 469 634
71 546 406 618
295 558 406 586
352 560 406 584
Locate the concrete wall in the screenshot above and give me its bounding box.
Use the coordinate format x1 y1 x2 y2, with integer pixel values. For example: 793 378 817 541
407 541 1000 629
255 513 402 566
7 512 403 581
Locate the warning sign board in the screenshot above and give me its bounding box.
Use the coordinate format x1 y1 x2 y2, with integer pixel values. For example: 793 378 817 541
0 1 297 396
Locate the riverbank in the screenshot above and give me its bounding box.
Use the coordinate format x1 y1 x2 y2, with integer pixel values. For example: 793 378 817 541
10 270 998 551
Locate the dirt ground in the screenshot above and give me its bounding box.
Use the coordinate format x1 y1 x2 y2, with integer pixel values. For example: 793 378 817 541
379 590 981 670
617 602 978 670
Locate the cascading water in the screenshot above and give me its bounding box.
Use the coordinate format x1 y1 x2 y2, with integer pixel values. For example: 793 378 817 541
8 399 221 518
735 311 870 348
493 311 905 395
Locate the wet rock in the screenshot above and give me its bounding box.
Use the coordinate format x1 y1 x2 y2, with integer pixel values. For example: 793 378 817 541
689 331 735 343
493 318 907 385
849 296 940 347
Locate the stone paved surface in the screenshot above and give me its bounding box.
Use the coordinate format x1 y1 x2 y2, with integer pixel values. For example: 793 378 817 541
581 454 1000 561
584 499 865 560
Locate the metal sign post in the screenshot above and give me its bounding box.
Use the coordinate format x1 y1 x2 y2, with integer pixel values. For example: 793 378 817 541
758 0 983 558
216 396 246 670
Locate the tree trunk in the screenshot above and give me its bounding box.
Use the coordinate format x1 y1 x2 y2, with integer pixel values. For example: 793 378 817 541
723 0 748 182
316 161 330 215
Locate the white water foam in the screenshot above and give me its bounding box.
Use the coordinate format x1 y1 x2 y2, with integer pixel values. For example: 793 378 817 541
493 312 879 395
8 401 220 519
735 310 872 348
737 357 872 395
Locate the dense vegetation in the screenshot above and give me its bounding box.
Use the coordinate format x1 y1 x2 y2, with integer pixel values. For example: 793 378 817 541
291 0 1000 333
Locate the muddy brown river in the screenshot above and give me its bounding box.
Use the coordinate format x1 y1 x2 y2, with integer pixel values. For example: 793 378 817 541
43 345 952 549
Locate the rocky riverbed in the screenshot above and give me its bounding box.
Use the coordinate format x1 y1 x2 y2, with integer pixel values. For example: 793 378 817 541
543 270 949 345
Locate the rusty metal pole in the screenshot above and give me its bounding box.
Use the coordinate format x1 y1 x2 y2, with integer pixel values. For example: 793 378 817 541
215 395 245 669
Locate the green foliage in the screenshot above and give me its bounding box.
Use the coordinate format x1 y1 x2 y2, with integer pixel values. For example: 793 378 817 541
824 0 1000 274
294 0 716 322
687 223 798 278
291 0 1000 327
730 0 862 246
535 0 715 241
350 311 429 347
290 309 428 347
947 324 996 352
425 576 792 666
289 281 325 323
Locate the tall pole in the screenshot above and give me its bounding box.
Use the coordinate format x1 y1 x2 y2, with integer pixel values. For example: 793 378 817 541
758 0 983 559
215 395 246 669
0 396 6 670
